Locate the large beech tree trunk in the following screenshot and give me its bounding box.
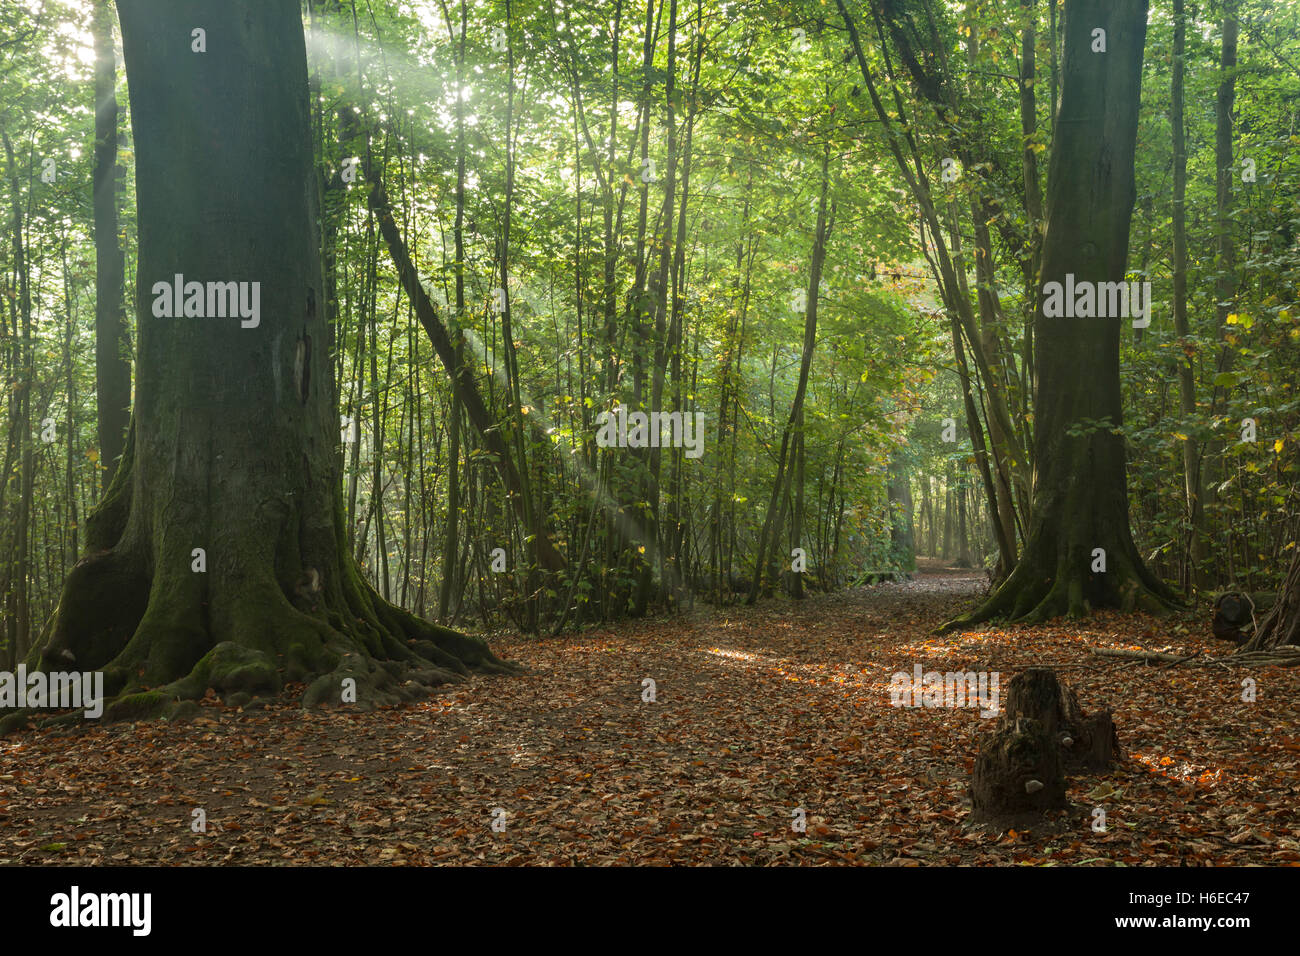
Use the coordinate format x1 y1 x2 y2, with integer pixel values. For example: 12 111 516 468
24 0 514 725
943 0 1178 628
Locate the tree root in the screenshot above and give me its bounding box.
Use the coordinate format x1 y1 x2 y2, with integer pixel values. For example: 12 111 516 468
938 548 1180 634
13 537 522 735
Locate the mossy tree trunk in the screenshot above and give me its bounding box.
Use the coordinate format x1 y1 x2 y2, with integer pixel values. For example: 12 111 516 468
942 0 1179 630
27 0 515 724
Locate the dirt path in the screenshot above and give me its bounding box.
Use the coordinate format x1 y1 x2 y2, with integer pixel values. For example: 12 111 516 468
2 570 1297 865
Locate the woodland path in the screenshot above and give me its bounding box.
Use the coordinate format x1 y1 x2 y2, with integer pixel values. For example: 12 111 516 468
2 565 1297 865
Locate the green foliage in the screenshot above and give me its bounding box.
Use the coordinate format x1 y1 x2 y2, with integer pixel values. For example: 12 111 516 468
1 0 1297 647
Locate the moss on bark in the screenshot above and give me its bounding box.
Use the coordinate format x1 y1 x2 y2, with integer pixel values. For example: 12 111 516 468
19 518 519 733
939 520 1179 632
5 0 521 736
939 0 1180 634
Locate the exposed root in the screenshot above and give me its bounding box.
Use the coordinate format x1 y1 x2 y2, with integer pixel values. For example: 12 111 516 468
938 546 1180 634
13 538 522 734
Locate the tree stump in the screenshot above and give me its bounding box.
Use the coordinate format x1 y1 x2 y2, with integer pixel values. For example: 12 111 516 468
1212 592 1254 644
969 668 1120 827
970 717 1066 825
1002 668 1120 772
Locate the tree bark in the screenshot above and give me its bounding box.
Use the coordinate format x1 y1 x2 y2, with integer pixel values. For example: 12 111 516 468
970 716 1066 826
1171 0 1202 591
23 0 515 728
1241 549 1300 651
2 131 34 666
887 452 915 572
92 0 131 491
970 668 1118 827
1201 5 1239 547
438 1 468 622
942 0 1179 628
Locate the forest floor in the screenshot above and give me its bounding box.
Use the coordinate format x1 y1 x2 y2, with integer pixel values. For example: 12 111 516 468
2 562 1298 866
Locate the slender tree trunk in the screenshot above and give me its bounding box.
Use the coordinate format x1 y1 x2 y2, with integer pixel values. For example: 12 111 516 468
61 238 80 565
1020 0 1044 410
437 1 468 620
496 0 539 631
1202 5 1239 553
942 463 954 560
3 131 33 663
625 0 659 616
957 466 971 567
92 0 131 490
919 474 932 556
1171 0 1201 591
748 147 832 603
357 144 567 575
641 0 680 611
664 0 703 600
791 412 805 598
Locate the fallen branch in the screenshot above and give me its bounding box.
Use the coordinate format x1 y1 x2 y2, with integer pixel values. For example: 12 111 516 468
1155 650 1202 671
1088 646 1300 668
1089 648 1186 663
1231 647 1300 667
